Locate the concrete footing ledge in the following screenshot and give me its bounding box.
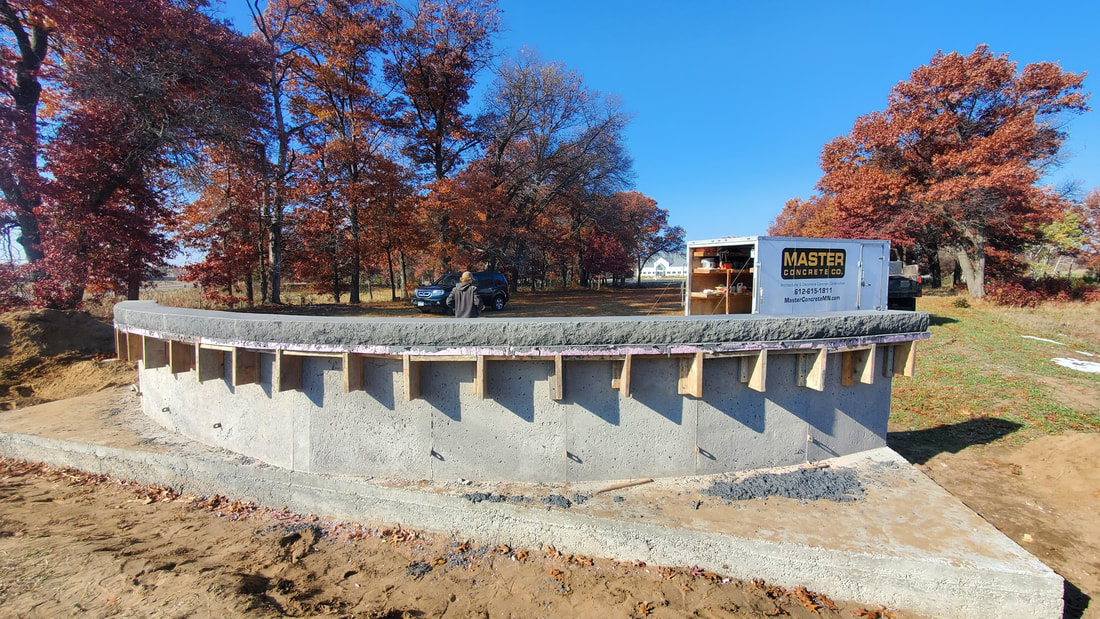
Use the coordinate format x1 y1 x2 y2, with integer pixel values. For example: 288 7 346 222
0 389 1063 619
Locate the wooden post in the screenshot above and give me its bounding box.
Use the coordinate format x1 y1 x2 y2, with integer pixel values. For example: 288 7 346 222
550 354 564 400
403 355 421 402
895 341 917 377
797 348 828 391
343 352 364 393
677 351 704 397
233 348 259 386
474 355 487 399
115 329 129 361
861 345 877 384
617 354 633 398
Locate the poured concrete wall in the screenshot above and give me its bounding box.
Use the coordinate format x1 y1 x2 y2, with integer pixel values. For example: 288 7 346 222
117 301 928 482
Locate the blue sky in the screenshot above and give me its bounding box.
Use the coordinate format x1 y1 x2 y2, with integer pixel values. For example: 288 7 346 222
218 0 1100 243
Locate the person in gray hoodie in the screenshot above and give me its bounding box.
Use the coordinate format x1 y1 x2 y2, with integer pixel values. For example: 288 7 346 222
446 271 484 318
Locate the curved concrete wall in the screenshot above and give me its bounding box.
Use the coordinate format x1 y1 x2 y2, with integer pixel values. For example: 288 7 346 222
115 301 929 482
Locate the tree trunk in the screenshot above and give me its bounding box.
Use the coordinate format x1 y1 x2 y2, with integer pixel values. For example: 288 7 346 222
398 251 408 298
266 66 292 305
0 4 49 264
126 271 141 300
332 249 340 303
386 247 397 301
268 201 284 303
956 245 986 298
349 202 360 304
257 199 268 303
928 254 942 289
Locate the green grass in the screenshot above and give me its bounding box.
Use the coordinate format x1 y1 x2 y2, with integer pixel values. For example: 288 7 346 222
889 296 1100 463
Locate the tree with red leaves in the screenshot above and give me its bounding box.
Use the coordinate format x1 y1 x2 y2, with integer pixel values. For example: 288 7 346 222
0 0 52 264
1 0 265 308
818 45 1088 298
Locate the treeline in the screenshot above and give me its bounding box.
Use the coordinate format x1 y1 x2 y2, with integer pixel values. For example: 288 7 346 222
768 45 1099 300
0 0 684 310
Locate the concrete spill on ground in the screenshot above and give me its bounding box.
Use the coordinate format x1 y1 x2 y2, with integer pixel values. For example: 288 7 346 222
462 492 591 509
703 467 865 502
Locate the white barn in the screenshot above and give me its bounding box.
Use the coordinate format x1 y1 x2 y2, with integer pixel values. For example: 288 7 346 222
639 252 688 278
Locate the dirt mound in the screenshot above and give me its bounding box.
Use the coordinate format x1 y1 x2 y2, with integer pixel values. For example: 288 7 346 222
0 309 131 409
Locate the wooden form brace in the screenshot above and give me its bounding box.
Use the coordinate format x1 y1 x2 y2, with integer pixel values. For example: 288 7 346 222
169 341 194 373
403 355 421 402
474 355 487 399
274 349 302 392
677 351 704 397
115 329 129 361
142 335 168 369
884 341 917 377
124 332 920 400
796 348 828 391
196 344 230 382
550 354 564 400
841 345 877 386
343 352 364 393
126 332 144 363
233 348 259 386
610 354 633 398
739 350 767 393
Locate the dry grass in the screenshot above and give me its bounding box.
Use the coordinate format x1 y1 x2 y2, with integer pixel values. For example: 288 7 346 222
989 301 1100 344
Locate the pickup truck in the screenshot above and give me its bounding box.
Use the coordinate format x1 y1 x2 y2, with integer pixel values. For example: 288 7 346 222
887 262 922 310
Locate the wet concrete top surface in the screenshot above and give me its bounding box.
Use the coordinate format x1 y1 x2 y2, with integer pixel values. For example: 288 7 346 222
114 301 930 354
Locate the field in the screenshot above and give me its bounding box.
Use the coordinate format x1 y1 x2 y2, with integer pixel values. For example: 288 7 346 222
1 287 1098 617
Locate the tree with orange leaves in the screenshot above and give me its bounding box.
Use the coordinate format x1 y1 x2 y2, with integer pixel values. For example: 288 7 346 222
611 191 684 285
384 0 498 273
290 0 390 303
818 45 1088 298
768 196 839 238
177 145 268 306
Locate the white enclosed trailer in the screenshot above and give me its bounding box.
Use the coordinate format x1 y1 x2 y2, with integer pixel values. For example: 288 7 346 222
685 236 890 315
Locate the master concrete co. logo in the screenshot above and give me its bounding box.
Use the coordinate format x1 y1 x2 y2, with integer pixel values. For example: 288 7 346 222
781 247 846 279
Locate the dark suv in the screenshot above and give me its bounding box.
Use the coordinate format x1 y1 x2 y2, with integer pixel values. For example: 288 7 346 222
411 271 509 313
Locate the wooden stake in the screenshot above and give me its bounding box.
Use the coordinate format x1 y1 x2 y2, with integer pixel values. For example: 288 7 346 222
343 352 364 393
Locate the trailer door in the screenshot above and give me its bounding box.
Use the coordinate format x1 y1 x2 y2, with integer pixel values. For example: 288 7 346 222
857 242 889 310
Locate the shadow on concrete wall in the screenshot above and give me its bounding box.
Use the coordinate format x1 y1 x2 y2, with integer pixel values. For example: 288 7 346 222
888 417 1023 465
